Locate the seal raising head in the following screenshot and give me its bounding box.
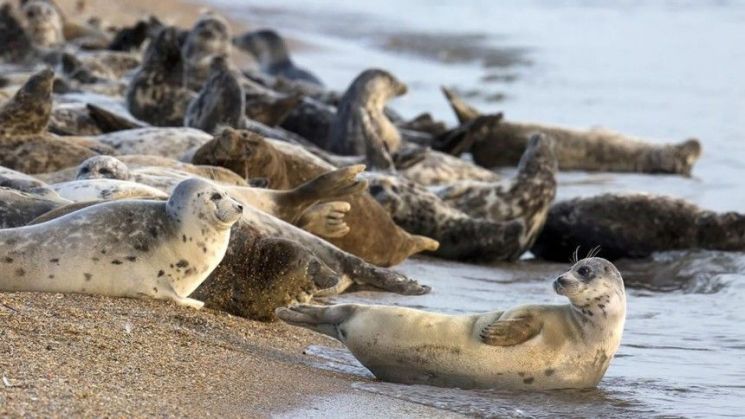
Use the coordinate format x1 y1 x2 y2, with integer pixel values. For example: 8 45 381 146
21 0 64 48
0 178 243 308
76 155 132 180
278 257 626 390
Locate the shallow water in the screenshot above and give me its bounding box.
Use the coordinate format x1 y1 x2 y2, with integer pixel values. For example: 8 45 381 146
211 1 745 417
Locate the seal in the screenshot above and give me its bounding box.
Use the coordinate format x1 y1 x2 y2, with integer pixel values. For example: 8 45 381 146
184 55 245 133
49 178 169 202
126 26 196 127
0 69 102 174
442 88 702 176
399 149 500 186
0 4 36 64
181 11 232 90
232 29 323 86
0 187 67 228
0 177 244 309
278 257 627 390
437 133 558 252
326 69 407 170
192 127 440 267
21 0 64 48
366 172 525 261
94 127 213 160
532 193 745 261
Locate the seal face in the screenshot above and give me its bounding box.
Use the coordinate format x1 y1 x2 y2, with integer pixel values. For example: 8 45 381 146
21 0 64 48
0 178 243 309
278 257 627 390
182 11 232 90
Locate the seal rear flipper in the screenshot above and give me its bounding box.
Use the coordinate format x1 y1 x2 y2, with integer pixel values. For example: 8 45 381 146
275 304 357 339
480 312 542 346
441 86 481 124
87 104 146 133
296 201 351 239
353 265 431 295
282 165 367 213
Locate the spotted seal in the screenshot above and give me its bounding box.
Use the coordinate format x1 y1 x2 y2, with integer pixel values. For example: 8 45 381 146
233 29 323 86
366 173 525 261
49 178 169 202
532 193 745 261
184 55 244 133
126 26 196 126
0 178 243 309
0 187 67 228
442 88 702 176
94 127 213 160
437 134 558 252
191 128 439 267
326 69 407 170
0 4 36 64
278 257 626 390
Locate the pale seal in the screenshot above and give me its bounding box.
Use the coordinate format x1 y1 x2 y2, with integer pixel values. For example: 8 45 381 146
21 0 64 48
0 178 244 308
278 257 627 390
442 88 702 176
437 133 558 252
49 178 169 202
232 29 323 86
532 193 745 261
326 69 407 170
126 26 196 126
94 127 213 160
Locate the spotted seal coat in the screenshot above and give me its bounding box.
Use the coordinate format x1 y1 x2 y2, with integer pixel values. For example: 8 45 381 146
278 257 626 390
532 193 745 261
0 178 243 309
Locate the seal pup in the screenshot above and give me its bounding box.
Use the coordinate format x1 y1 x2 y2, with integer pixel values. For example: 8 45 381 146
442 89 702 176
532 193 745 261
437 134 558 252
232 29 323 86
21 0 64 48
278 257 626 390
181 11 232 90
184 55 244 133
326 69 407 170
366 173 525 261
0 69 101 173
192 128 440 267
0 178 244 309
126 26 196 126
49 179 169 202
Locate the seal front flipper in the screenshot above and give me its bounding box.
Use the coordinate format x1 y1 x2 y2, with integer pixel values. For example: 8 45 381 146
480 312 542 346
275 304 356 339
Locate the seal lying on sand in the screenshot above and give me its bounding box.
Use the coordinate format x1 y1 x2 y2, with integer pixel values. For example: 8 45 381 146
442 89 702 176
437 134 558 252
366 173 525 261
326 69 407 170
0 178 243 309
0 69 102 173
233 29 323 86
532 193 745 261
192 128 439 267
126 26 196 126
278 257 626 390
0 187 67 228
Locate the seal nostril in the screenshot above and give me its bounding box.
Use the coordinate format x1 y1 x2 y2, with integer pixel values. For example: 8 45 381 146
235 204 244 212
557 276 568 286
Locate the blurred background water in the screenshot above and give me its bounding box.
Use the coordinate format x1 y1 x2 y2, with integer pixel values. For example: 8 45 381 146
211 1 745 416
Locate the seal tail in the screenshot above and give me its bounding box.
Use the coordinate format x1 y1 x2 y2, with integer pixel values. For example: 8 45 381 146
275 304 356 340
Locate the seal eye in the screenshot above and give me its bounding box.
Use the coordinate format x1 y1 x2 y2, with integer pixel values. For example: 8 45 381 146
210 192 223 201
79 167 89 174
577 266 591 277
99 168 112 176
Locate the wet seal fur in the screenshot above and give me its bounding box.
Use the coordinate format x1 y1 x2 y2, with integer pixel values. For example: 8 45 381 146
442 89 702 176
0 178 243 308
326 69 407 170
533 193 745 261
278 257 626 390
191 128 439 267
437 133 558 254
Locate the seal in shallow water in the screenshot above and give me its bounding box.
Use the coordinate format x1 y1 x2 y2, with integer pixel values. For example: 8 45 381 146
0 178 243 309
532 193 745 261
278 257 626 390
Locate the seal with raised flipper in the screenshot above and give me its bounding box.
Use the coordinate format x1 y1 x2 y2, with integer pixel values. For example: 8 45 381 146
278 257 626 390
0 177 243 309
